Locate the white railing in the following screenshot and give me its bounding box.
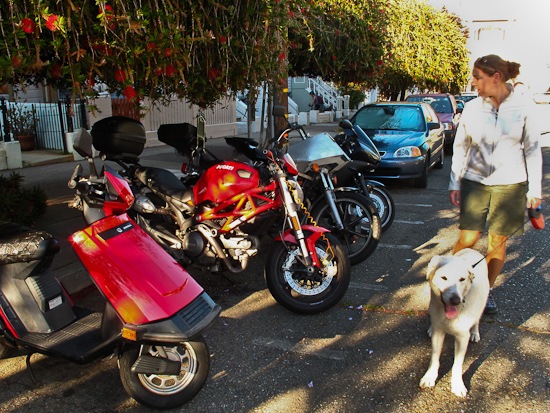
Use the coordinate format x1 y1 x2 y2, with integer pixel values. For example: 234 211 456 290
308 77 342 110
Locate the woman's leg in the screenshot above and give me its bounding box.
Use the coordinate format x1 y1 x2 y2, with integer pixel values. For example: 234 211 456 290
486 232 508 287
452 229 481 254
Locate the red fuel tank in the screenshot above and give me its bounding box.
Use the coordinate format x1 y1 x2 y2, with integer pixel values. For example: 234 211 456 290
193 161 260 204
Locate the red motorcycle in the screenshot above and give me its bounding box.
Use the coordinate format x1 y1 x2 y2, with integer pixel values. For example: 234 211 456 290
0 126 220 409
91 116 351 315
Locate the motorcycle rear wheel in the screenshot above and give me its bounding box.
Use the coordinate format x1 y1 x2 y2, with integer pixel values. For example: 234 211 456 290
119 337 210 409
265 232 351 314
311 192 381 265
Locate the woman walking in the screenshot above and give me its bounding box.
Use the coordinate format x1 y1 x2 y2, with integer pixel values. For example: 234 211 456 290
449 54 543 315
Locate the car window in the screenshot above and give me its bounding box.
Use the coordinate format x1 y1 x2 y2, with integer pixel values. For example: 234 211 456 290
355 106 424 132
406 96 453 114
423 105 439 124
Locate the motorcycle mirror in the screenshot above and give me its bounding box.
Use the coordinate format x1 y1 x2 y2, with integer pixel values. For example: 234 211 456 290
73 128 94 158
339 119 353 130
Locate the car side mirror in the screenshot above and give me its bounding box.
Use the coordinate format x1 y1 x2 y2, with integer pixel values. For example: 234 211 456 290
427 122 441 130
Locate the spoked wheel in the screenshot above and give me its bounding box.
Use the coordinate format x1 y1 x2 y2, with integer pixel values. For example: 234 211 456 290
119 338 210 409
265 232 351 314
367 185 395 232
311 192 381 265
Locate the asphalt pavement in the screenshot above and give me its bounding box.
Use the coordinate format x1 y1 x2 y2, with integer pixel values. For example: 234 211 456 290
0 121 549 413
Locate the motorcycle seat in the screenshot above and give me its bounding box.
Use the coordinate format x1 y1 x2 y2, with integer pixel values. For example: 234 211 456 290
135 167 193 204
0 221 60 265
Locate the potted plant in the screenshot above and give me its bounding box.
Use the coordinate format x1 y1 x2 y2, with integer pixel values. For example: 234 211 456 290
7 103 38 151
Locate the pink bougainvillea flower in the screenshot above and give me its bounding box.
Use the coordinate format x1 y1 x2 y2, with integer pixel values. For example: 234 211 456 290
51 63 63 79
21 18 35 34
123 85 137 100
45 14 60 32
164 48 173 58
146 42 156 52
278 52 286 61
377 60 383 66
219 35 227 44
154 67 164 76
207 67 221 81
11 55 23 69
115 69 127 82
165 64 176 78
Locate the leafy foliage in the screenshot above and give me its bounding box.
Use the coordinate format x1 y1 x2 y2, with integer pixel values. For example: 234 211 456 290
380 0 470 99
0 172 47 226
0 1 469 107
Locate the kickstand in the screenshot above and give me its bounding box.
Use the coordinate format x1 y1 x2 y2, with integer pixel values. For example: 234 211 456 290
25 352 38 385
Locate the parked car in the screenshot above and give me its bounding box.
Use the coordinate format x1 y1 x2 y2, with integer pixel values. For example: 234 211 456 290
405 93 461 150
457 92 478 103
350 102 445 188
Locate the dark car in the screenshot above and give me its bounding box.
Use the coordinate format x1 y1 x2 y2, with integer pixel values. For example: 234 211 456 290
350 102 445 188
405 93 461 149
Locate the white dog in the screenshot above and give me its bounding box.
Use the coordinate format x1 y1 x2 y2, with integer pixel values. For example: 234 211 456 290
419 248 490 397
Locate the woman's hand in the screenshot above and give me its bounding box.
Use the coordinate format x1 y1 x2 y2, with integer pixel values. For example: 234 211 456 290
527 197 541 209
449 190 460 207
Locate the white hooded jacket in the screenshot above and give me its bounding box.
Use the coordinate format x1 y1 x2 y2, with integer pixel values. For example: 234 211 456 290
449 91 543 199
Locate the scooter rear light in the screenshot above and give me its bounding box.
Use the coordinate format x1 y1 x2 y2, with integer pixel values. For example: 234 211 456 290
181 163 188 173
122 327 138 341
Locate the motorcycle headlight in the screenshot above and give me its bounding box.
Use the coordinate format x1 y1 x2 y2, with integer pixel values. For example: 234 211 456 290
287 179 304 204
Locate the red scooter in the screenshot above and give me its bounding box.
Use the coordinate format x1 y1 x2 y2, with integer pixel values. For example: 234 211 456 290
0 126 220 409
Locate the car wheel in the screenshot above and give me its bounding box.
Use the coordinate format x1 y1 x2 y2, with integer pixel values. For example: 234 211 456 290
414 156 429 188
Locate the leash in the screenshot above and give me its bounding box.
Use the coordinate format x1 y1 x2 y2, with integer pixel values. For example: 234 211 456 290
471 217 536 268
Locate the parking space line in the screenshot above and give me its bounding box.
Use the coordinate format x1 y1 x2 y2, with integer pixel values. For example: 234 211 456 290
349 282 388 291
379 243 412 249
252 337 348 360
395 203 432 207
393 220 424 225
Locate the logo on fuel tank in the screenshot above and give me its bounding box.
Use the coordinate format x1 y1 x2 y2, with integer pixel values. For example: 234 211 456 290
216 164 234 171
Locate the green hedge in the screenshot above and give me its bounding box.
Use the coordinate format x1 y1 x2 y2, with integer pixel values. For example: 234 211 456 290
0 172 47 226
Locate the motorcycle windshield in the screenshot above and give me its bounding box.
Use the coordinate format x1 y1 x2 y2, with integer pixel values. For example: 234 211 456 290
287 132 349 173
353 125 381 163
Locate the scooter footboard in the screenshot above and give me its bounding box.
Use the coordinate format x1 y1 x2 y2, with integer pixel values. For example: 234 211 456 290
70 214 205 325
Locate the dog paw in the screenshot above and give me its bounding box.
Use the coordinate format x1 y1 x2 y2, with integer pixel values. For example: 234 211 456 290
470 332 480 342
420 372 437 389
451 381 468 397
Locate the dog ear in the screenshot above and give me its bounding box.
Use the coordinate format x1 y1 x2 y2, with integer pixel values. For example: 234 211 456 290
427 256 443 280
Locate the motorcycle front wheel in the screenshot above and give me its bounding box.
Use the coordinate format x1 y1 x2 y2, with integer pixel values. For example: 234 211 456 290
367 185 395 232
119 337 210 409
311 192 381 265
265 232 351 314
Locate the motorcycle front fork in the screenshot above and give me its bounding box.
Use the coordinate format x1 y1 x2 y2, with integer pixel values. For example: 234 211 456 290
319 169 344 230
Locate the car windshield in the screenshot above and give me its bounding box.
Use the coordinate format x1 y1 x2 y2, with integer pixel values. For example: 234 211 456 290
354 105 424 132
406 96 452 114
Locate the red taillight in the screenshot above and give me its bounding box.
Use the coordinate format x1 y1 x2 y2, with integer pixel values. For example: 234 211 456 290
181 163 188 173
283 153 299 176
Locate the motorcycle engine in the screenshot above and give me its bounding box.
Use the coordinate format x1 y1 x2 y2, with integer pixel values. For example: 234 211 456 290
181 231 207 258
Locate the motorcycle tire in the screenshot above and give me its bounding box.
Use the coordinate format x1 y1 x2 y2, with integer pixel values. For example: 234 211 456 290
265 232 351 314
311 192 381 265
367 185 395 232
119 337 210 409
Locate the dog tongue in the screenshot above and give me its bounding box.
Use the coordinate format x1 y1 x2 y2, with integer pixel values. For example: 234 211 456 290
445 305 459 319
